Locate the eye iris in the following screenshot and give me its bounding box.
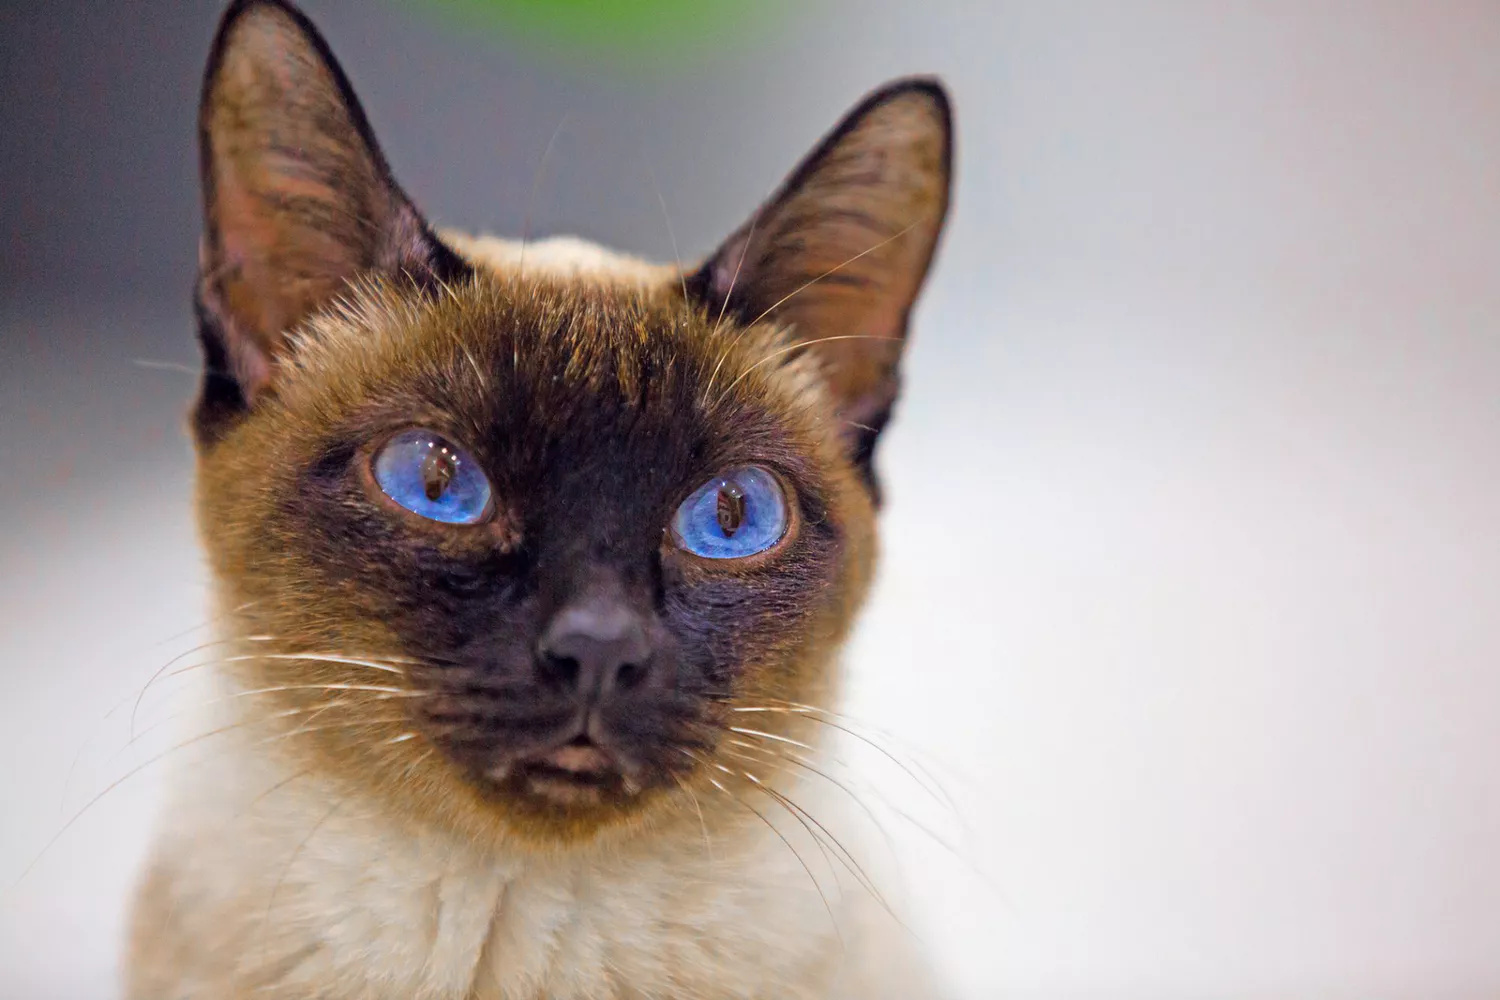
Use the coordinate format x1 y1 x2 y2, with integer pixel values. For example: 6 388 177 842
672 466 787 560
716 481 746 536
373 429 492 525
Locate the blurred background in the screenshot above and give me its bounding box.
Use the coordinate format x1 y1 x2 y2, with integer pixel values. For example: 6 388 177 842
3 1 1500 997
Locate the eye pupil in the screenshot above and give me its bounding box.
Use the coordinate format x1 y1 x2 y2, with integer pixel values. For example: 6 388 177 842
422 449 456 502
716 482 746 536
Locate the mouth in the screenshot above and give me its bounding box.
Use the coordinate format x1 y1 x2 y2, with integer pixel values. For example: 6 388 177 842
488 739 643 807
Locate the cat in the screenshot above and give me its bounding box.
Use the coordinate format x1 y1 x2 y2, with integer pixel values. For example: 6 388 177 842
125 0 952 996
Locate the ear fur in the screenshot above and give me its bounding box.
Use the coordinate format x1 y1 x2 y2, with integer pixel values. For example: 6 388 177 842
194 0 468 445
688 79 953 496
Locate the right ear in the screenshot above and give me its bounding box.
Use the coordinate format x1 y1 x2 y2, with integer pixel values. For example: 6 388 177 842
194 0 469 444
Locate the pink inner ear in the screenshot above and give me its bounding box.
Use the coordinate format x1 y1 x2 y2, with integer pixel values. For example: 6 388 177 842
710 241 751 309
208 170 297 402
215 181 270 315
695 85 949 433
208 133 375 373
225 325 275 403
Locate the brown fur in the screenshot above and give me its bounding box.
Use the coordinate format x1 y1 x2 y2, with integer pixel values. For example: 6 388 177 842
127 2 951 997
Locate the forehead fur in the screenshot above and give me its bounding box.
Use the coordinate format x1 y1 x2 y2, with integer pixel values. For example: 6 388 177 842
244 237 839 474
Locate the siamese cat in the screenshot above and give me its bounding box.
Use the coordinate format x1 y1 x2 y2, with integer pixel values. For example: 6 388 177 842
126 0 952 996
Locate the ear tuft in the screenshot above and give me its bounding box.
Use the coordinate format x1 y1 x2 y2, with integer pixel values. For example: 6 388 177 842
194 0 467 443
689 78 953 497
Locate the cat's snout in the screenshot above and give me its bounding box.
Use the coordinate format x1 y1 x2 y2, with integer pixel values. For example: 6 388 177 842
536 597 655 703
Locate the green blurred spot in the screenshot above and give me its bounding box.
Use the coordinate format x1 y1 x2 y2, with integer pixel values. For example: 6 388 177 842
418 0 789 63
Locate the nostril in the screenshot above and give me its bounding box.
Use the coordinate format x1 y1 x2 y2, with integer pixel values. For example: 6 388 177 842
539 653 582 691
614 660 647 691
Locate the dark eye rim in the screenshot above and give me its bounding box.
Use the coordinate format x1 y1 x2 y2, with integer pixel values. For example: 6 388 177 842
664 464 799 568
360 426 498 530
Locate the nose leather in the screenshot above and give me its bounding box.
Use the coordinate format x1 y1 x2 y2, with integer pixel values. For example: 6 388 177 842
536 595 653 703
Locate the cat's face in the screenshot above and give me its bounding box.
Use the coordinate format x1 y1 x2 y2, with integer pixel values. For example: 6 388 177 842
192 0 949 843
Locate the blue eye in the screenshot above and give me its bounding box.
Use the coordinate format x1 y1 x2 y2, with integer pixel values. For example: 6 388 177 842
373 429 492 525
671 466 788 560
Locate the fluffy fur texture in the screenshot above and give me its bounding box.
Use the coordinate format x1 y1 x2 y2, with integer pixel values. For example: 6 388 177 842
127 2 951 997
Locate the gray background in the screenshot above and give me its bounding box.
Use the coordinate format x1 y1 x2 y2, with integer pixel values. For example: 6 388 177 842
4 1 1500 997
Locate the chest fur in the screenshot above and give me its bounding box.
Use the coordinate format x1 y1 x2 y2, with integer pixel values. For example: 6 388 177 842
126 728 919 1000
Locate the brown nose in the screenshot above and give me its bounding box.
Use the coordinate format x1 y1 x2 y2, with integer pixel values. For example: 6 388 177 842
536 597 653 702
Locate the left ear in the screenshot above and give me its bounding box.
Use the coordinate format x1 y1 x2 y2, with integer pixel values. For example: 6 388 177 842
688 78 952 493
193 0 469 445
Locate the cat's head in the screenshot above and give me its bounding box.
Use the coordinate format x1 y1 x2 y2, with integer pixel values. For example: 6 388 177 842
192 0 950 844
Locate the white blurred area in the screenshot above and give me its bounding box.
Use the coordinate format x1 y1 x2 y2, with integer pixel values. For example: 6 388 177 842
4 2 1500 998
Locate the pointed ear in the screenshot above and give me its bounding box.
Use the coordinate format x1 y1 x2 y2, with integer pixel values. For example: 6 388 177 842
688 78 952 491
194 0 468 442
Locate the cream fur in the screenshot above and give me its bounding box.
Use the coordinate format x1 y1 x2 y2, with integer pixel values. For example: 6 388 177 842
129 672 930 1000
442 232 681 288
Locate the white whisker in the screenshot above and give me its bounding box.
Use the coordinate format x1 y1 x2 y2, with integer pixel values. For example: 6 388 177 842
728 726 815 751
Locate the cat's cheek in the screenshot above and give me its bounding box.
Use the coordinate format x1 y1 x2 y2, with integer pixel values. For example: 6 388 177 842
656 552 826 696
654 545 801 612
